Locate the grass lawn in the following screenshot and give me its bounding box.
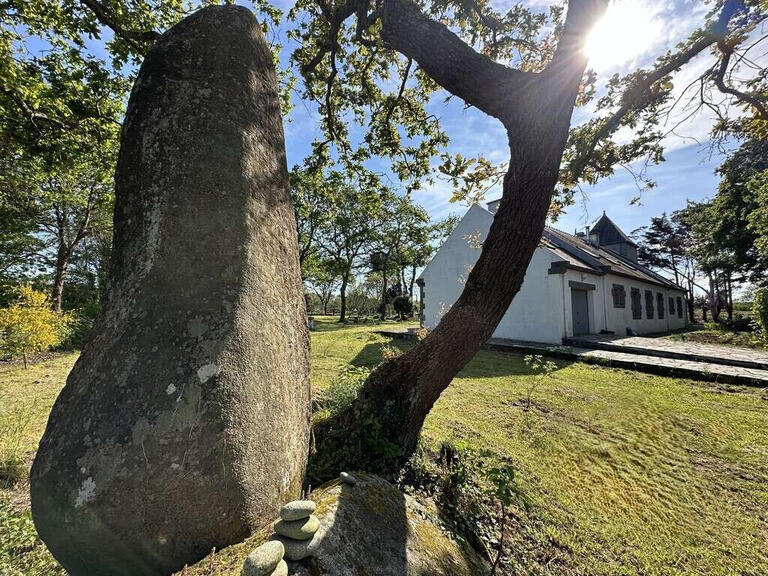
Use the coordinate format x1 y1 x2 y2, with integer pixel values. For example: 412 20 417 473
2 317 767 575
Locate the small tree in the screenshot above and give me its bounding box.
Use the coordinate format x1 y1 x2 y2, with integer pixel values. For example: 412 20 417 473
392 295 414 320
522 354 558 415
0 286 70 368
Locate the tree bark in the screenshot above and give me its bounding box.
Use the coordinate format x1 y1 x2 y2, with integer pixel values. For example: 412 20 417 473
48 194 95 312
50 250 69 314
710 273 721 321
686 277 695 323
310 0 605 480
339 274 349 321
380 267 388 320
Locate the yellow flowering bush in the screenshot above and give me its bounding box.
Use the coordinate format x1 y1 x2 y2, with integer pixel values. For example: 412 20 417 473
0 286 70 368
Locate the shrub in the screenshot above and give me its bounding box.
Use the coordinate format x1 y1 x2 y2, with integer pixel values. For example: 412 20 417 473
753 287 768 338
324 365 371 415
380 344 401 361
400 441 528 566
392 295 414 320
0 286 70 368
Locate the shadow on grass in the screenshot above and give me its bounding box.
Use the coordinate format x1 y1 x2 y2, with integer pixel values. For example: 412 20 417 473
349 340 413 371
310 316 417 334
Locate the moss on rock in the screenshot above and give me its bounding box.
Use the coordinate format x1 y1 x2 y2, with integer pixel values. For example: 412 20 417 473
177 473 488 576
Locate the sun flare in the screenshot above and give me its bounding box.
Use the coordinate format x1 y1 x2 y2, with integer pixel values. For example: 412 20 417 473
584 0 662 72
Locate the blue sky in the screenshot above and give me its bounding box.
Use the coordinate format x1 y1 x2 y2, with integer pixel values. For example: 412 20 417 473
275 0 749 237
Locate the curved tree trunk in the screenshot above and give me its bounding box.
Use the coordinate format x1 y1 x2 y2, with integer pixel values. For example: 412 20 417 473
380 267 388 320
310 0 604 481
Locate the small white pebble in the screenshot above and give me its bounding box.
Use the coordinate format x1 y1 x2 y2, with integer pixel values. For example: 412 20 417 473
340 471 357 485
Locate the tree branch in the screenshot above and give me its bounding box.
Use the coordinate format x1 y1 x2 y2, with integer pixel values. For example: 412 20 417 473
379 0 535 122
384 57 412 128
78 0 160 52
0 86 66 130
713 41 768 120
567 0 747 183
547 0 605 83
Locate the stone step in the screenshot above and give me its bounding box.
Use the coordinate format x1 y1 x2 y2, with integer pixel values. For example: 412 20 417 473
564 337 768 371
485 339 768 387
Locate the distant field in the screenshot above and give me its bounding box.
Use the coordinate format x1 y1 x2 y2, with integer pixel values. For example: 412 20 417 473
2 317 767 576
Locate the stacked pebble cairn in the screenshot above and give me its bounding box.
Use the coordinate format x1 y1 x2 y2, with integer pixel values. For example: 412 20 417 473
242 474 357 573
273 499 320 561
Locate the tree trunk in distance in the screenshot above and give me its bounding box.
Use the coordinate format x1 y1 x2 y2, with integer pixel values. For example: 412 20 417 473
339 275 348 321
50 248 69 313
380 268 388 320
30 7 310 576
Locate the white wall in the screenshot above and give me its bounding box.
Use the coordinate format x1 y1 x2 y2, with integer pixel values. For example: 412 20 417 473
560 271 687 338
493 249 564 343
601 275 687 336
419 205 687 344
419 204 491 331
419 205 564 344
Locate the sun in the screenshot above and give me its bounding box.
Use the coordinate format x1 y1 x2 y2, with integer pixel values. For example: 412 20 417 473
584 0 662 72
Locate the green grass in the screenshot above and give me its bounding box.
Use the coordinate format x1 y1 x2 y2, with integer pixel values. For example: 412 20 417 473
669 327 768 351
2 318 767 576
0 353 77 576
424 351 768 575
309 315 416 391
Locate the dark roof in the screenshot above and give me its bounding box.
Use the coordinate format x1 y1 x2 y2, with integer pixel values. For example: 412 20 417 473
542 226 680 290
590 213 637 247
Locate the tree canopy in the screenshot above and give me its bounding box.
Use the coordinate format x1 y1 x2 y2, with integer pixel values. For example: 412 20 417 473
3 0 765 209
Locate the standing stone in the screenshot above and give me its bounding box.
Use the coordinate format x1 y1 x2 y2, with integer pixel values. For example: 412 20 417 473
29 6 310 576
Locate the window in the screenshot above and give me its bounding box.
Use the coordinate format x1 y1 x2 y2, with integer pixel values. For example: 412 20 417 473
645 290 654 319
631 288 642 319
677 296 683 318
669 296 675 316
657 293 665 319
612 284 626 308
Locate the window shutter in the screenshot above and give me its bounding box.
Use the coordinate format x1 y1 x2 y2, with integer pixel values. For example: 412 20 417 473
631 288 642 319
612 284 626 308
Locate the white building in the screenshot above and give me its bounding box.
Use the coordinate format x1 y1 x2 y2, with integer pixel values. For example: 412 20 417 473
417 200 687 344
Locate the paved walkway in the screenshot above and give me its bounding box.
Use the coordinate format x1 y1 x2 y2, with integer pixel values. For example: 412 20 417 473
487 339 768 386
565 334 768 370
